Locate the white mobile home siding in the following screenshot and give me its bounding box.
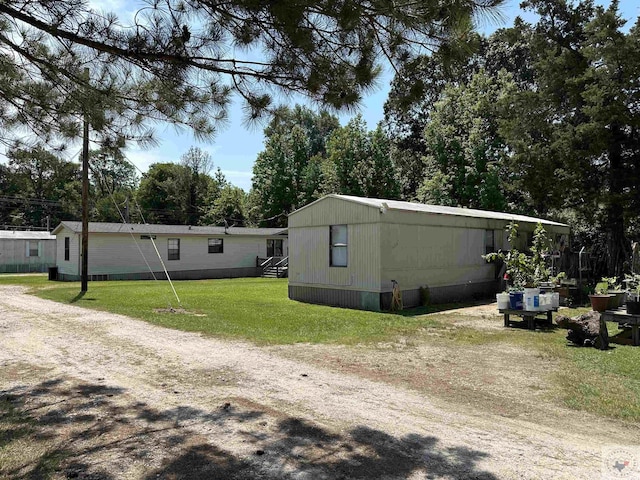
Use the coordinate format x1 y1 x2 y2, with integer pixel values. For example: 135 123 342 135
53 222 288 281
0 232 56 273
56 227 80 277
288 195 570 311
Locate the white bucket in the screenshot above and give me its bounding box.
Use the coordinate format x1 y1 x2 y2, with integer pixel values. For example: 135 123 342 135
524 288 540 311
539 293 551 311
551 292 560 309
496 293 510 310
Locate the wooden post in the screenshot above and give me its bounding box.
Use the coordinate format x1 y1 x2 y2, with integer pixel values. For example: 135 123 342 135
81 67 90 293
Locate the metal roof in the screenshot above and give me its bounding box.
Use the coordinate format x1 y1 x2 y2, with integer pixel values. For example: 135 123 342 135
291 194 569 227
52 221 287 236
0 230 56 240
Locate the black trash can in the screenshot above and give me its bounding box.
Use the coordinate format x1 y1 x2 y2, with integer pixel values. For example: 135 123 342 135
48 266 58 281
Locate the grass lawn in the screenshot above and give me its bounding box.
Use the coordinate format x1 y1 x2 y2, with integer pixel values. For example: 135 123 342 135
2 274 640 421
0 275 441 345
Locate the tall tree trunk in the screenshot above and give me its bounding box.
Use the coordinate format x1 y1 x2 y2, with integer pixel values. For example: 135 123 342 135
606 124 631 277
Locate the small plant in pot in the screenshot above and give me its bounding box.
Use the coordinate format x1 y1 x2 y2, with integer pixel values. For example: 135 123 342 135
589 282 613 312
483 222 550 311
601 276 625 309
625 273 640 315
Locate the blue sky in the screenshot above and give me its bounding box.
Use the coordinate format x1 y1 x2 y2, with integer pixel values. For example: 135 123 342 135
8 1 640 191
126 0 633 192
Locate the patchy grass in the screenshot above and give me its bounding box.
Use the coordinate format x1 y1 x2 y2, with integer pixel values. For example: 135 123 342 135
0 275 441 345
0 374 70 479
425 306 640 421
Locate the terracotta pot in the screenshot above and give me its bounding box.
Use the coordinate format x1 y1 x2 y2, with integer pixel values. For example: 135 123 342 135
589 294 612 312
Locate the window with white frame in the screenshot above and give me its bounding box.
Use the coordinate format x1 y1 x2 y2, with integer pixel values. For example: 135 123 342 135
26 240 39 257
168 238 180 260
330 225 348 267
208 238 223 253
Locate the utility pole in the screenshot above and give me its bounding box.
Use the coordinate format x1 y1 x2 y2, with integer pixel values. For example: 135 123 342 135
81 67 90 293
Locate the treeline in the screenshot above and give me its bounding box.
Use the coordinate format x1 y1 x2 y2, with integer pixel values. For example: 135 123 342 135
1 0 638 277
0 146 245 229
250 0 640 277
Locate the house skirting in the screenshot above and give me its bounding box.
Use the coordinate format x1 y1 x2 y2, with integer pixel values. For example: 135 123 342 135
0 263 54 273
55 266 261 282
289 280 499 311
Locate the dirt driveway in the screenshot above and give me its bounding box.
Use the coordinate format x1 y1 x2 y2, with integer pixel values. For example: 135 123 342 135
0 285 636 479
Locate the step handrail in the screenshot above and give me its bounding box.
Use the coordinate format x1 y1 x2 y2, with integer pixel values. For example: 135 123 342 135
274 256 288 267
260 257 274 268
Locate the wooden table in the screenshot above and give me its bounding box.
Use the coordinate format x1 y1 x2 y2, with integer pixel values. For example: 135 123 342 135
600 308 640 346
499 308 556 330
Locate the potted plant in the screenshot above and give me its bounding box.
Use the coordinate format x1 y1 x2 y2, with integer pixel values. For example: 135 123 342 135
625 273 640 315
483 222 551 311
601 276 625 309
588 282 613 313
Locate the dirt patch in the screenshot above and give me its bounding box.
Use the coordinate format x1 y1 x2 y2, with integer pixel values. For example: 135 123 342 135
1 286 638 479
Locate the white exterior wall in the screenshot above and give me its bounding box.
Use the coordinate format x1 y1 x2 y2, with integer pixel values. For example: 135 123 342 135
56 227 81 276
288 223 381 292
380 223 497 292
55 227 288 277
288 196 380 228
0 238 56 272
288 196 571 298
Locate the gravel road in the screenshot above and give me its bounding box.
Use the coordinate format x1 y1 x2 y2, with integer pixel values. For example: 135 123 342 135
0 285 635 479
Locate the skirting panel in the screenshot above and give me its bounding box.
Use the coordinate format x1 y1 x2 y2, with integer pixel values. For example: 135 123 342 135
288 285 382 311
55 266 262 282
291 280 500 312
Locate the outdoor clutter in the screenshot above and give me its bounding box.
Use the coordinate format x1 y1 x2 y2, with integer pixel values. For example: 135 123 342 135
556 311 609 350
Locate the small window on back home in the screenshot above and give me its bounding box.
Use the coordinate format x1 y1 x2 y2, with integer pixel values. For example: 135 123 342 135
485 229 495 255
27 241 39 257
168 238 180 260
330 225 347 267
64 237 70 261
208 238 223 253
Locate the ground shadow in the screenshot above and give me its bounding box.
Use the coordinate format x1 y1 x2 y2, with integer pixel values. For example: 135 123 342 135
1 376 499 480
69 291 86 303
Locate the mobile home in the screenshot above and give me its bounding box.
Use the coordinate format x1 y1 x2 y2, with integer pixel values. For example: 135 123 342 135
52 221 287 281
287 195 570 310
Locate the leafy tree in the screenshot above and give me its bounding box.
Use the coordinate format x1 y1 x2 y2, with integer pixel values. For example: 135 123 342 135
5 147 81 227
249 106 340 226
416 70 515 211
501 0 640 276
180 147 217 225
201 185 247 226
325 116 400 199
87 148 139 222
136 163 192 224
89 148 139 196
0 0 502 149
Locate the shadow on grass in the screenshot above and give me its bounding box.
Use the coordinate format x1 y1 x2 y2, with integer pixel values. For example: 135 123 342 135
69 291 86 303
1 377 499 480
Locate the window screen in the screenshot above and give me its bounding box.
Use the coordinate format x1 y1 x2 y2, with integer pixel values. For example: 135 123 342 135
168 238 180 260
330 225 348 267
27 241 39 257
485 229 495 255
208 238 223 253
